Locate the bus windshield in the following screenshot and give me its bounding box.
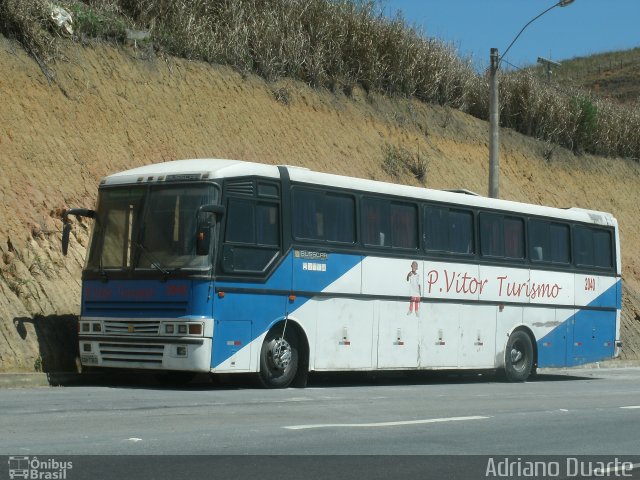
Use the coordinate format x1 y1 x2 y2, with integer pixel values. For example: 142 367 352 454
86 183 218 271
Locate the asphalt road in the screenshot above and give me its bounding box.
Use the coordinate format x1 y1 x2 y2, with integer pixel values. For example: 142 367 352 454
1 368 639 479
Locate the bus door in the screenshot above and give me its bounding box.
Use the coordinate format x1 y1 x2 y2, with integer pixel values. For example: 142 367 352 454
213 183 286 371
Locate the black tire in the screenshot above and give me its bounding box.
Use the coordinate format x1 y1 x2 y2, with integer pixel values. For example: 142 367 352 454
258 325 299 388
503 330 534 382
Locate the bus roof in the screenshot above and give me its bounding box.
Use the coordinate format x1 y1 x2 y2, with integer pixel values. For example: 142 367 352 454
101 158 616 227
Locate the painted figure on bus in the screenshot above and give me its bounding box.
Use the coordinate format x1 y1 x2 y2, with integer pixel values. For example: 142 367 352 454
406 260 421 316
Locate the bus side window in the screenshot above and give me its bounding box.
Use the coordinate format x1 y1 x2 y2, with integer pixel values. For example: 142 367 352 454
425 206 474 255
450 209 474 254
362 199 389 246
530 219 571 265
391 203 418 249
504 217 524 259
362 197 416 249
550 223 570 264
480 213 524 260
574 226 612 269
480 213 504 257
223 198 280 274
293 189 355 244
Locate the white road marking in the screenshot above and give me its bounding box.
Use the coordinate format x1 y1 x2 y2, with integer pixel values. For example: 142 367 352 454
620 405 640 409
284 415 490 430
559 409 569 412
127 438 143 442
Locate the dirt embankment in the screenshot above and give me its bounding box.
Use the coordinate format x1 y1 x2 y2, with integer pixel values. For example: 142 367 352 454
1 37 639 372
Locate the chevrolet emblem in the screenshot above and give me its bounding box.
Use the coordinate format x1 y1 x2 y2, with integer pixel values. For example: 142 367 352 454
128 325 135 333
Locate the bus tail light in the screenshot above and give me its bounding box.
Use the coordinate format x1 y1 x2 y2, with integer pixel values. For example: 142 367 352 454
188 324 202 335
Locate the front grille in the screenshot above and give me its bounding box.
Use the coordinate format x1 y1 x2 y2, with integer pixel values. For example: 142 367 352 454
103 320 161 335
99 342 164 365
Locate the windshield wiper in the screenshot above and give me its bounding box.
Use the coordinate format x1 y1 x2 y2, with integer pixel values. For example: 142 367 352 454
135 243 171 281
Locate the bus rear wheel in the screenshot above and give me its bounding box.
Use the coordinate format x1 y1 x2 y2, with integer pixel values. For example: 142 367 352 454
503 330 534 382
258 326 299 388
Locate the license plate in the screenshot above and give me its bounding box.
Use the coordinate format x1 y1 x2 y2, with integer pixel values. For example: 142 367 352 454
81 354 98 365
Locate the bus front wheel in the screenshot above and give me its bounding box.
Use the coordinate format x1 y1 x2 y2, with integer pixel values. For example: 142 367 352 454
258 326 299 388
502 330 534 382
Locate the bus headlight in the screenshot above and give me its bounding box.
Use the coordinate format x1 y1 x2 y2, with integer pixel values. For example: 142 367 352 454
188 324 202 335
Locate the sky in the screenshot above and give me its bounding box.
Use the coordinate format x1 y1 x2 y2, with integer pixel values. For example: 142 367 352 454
384 0 640 71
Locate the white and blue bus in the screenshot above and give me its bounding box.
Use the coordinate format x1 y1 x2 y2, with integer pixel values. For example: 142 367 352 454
63 159 622 387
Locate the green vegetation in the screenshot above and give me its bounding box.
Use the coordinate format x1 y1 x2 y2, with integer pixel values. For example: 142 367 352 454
1 0 638 161
67 2 128 41
533 48 640 105
382 143 428 183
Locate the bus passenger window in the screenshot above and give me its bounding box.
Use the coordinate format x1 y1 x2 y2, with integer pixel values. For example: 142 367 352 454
593 230 612 268
480 213 524 260
480 213 504 257
425 206 474 255
504 217 524 259
575 226 612 269
528 219 547 262
450 209 474 254
550 223 569 264
529 219 570 264
362 198 416 249
293 189 355 244
424 206 448 251
362 199 390 246
391 203 417 249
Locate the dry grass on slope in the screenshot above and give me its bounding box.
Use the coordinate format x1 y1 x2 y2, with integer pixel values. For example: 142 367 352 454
1 39 639 371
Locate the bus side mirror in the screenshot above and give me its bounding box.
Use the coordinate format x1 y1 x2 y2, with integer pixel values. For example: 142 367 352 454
61 208 96 256
196 204 225 256
62 223 72 256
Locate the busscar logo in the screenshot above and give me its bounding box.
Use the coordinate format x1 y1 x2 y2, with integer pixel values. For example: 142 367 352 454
8 456 73 479
294 250 328 261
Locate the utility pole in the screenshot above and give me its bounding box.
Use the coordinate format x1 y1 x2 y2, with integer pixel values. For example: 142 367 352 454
488 48 499 199
486 0 574 199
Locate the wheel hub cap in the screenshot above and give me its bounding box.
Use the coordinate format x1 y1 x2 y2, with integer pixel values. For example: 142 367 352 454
270 338 291 370
510 348 523 364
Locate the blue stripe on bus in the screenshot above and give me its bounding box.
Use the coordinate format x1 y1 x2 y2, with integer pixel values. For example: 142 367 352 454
82 279 212 318
537 280 620 368
211 251 362 368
